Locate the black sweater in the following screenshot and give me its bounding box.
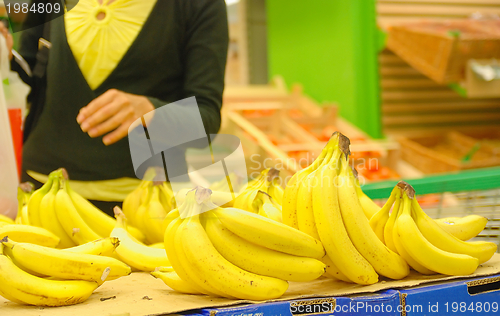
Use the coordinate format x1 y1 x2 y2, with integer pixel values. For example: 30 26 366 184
16 0 228 181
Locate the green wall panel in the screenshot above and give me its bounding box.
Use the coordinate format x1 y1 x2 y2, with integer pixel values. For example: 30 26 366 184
267 0 382 138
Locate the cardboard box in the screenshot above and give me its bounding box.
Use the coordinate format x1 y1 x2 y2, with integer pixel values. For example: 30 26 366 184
2 255 500 316
190 290 401 316
399 274 500 316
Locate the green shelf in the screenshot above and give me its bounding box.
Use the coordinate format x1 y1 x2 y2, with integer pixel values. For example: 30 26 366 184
362 167 500 199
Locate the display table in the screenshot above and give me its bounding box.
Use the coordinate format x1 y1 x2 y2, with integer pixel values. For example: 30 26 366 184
2 254 500 316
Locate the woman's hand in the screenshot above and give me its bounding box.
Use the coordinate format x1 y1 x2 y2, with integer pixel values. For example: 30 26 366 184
77 89 155 145
0 23 14 60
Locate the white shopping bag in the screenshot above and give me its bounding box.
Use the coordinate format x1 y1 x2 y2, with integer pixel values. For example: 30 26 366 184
0 35 29 219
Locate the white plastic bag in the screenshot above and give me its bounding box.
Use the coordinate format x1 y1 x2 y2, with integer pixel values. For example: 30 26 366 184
0 35 30 219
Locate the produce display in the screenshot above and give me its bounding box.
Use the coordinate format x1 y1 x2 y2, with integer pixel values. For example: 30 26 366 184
0 131 496 308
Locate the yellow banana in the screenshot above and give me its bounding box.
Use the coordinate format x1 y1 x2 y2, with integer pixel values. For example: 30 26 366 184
54 179 102 245
162 208 180 233
149 242 165 249
39 173 76 249
435 215 488 241
111 208 170 272
214 207 325 259
15 183 34 225
151 270 201 295
310 136 378 285
255 191 283 222
368 189 397 243
132 185 153 233
0 224 59 247
164 215 212 295
159 182 176 211
282 148 329 229
337 158 409 280
62 237 120 256
205 215 325 282
355 177 381 220
26 177 54 227
0 243 99 306
180 212 289 300
383 189 402 253
396 187 479 276
412 199 497 264
320 255 352 283
143 186 168 244
69 184 146 243
268 177 284 205
390 188 435 275
296 148 333 239
3 238 131 282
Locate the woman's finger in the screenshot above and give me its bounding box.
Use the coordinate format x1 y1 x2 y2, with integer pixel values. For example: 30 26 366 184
80 98 124 132
88 106 134 138
77 89 121 123
102 120 133 146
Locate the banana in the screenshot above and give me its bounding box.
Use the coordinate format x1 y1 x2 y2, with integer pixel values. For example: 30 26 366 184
268 177 284 205
15 183 34 225
435 215 488 241
159 182 176 211
143 186 168 244
368 189 396 243
383 189 402 253
164 215 212 296
0 224 60 247
162 208 180 233
0 214 15 224
205 215 325 282
254 191 283 222
179 212 289 300
0 243 99 306
233 168 278 213
132 185 152 233
214 207 325 259
337 157 409 280
68 184 146 243
111 208 170 272
311 140 378 285
55 179 102 245
355 177 381 220
3 238 131 282
26 176 54 227
390 188 435 275
151 270 201 295
282 145 329 229
63 237 120 256
412 199 497 264
122 184 145 221
395 186 479 276
296 148 333 239
39 173 76 249
320 255 352 283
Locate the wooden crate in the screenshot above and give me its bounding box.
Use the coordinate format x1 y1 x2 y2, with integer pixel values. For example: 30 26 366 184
399 131 500 174
387 20 500 84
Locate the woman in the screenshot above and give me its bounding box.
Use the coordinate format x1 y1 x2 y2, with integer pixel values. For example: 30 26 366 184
2 0 229 215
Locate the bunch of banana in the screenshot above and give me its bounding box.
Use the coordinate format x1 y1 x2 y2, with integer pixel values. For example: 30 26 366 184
359 181 489 242
254 191 283 222
14 183 34 225
0 224 60 247
233 168 285 215
17 168 145 247
159 187 326 300
0 236 129 306
283 132 410 284
123 179 175 244
110 207 171 272
370 182 497 276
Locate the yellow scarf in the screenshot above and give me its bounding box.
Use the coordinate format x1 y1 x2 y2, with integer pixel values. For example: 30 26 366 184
65 0 157 90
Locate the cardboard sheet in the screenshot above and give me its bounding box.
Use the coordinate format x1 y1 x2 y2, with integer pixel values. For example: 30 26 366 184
2 254 500 316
